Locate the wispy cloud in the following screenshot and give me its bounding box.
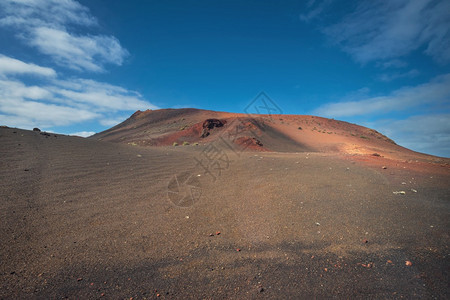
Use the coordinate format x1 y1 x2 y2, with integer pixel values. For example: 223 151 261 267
299 0 333 23
0 0 128 72
372 114 450 157
313 74 450 157
0 55 157 129
99 117 127 127
0 54 56 77
377 69 419 82
0 2 153 134
301 0 450 156
0 0 96 28
314 74 450 118
29 27 127 72
48 78 155 112
377 59 408 69
69 131 96 138
323 0 450 64
0 79 100 127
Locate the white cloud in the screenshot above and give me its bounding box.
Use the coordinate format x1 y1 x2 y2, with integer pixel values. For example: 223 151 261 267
0 0 128 72
378 69 419 82
314 73 450 117
0 94 100 128
29 27 128 72
0 79 52 99
0 0 96 28
300 0 450 157
69 131 96 137
0 56 157 130
372 114 450 157
377 59 408 69
48 79 157 112
100 117 127 127
0 54 56 77
323 0 450 64
0 0 149 132
299 0 333 23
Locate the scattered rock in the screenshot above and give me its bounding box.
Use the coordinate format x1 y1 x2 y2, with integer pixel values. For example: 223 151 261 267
77 278 83 281
382 166 387 169
405 260 412 266
361 262 374 268
258 287 264 293
254 138 263 146
236 248 241 252
33 128 41 132
216 231 221 235
200 119 225 138
362 239 368 244
372 153 381 157
411 189 417 193
393 191 406 195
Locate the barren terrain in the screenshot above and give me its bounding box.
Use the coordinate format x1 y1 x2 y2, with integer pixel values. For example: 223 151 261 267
1 109 449 299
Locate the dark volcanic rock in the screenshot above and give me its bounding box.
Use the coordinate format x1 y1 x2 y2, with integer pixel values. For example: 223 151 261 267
200 119 226 138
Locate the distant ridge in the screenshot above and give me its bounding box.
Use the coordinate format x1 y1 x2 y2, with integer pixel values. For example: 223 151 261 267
91 108 437 161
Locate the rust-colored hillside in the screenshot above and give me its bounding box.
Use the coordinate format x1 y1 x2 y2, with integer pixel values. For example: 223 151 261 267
91 108 440 163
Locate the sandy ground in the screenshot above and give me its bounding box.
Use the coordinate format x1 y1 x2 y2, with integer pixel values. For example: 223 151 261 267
1 127 449 299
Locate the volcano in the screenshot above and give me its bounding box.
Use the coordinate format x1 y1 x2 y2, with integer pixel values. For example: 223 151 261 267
1 109 449 299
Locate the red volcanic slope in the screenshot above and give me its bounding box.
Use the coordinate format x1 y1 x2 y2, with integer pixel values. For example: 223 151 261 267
91 108 440 162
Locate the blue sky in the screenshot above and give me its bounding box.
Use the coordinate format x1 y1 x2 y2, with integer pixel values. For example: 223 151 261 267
0 0 449 157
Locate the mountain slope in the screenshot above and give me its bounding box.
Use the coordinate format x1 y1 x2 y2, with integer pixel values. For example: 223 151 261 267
1 126 449 298
91 108 436 162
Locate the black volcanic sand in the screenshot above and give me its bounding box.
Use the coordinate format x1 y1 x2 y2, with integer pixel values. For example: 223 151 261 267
1 127 449 299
